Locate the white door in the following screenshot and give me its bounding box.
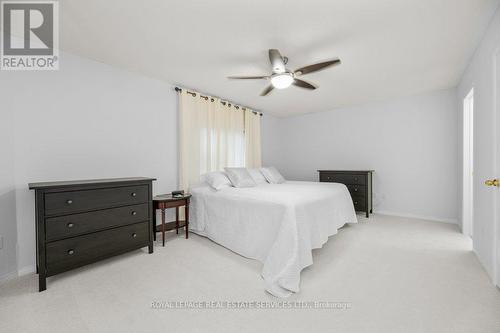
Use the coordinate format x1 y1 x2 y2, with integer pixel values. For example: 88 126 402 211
463 89 474 238
472 50 500 288
495 50 500 287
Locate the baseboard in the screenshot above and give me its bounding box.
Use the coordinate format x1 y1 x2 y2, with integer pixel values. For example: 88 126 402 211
376 210 458 224
0 265 36 286
0 270 18 285
17 265 35 276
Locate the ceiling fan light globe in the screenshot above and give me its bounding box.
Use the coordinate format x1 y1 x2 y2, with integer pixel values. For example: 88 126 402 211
271 74 293 89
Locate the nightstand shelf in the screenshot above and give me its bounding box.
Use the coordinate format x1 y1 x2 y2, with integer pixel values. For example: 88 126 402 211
154 220 187 233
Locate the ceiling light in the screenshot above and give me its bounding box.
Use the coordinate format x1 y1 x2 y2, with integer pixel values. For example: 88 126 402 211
271 73 293 89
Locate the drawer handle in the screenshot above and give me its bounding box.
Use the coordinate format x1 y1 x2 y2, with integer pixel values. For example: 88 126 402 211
327 177 331 180
131 211 137 216
67 223 74 228
132 233 137 238
67 249 75 255
66 199 73 205
354 201 358 205
354 188 358 192
131 192 137 197
354 178 358 181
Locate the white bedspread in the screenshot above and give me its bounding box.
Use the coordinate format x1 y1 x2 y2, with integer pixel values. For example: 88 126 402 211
190 181 358 297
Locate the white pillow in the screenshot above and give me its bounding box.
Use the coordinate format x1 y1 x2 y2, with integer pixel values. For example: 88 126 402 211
260 167 285 184
248 168 267 184
224 167 256 188
205 171 232 190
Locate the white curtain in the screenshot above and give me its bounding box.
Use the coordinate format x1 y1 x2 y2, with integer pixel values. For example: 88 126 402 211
179 89 247 191
244 109 262 168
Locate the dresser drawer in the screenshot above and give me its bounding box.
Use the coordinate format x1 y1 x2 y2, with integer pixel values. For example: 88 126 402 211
45 203 149 241
352 198 366 211
46 222 149 275
44 185 149 216
320 173 366 185
346 184 366 196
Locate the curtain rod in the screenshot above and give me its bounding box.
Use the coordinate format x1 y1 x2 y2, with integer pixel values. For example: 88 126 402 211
174 86 263 116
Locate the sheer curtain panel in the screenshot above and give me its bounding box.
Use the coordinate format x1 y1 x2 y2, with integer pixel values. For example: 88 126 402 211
179 89 246 191
244 109 262 168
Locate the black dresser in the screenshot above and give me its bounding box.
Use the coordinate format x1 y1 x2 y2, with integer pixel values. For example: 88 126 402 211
29 177 156 291
318 170 373 218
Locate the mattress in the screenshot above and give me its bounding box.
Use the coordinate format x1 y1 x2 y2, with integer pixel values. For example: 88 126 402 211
190 181 358 297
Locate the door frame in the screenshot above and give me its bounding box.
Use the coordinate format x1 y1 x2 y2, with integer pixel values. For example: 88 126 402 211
462 88 474 239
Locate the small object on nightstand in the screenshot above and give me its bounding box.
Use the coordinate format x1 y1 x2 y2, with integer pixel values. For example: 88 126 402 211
171 190 185 198
152 193 192 246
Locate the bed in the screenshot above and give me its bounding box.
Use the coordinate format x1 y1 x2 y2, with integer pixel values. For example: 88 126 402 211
189 180 358 297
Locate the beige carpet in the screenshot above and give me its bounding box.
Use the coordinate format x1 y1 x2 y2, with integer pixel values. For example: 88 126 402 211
1 214 499 333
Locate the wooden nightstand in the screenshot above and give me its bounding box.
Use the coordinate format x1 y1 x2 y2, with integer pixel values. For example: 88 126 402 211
152 194 191 246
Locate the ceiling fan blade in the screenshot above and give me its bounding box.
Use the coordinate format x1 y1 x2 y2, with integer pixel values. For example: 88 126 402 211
294 59 341 76
260 85 274 96
227 75 269 80
293 79 317 90
269 49 286 73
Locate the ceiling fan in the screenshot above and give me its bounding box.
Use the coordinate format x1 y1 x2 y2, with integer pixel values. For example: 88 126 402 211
227 49 341 96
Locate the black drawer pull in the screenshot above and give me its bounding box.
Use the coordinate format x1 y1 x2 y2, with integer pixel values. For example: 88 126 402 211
67 223 74 228
132 233 137 238
131 192 137 197
67 249 75 255
354 188 358 192
354 178 358 181
66 200 73 205
131 211 137 216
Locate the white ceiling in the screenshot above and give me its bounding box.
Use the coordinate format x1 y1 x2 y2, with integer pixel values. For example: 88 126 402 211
61 0 499 117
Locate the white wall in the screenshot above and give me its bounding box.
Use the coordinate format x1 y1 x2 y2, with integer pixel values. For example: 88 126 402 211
262 88 459 223
261 113 283 168
0 84 18 281
0 52 178 277
457 6 500 282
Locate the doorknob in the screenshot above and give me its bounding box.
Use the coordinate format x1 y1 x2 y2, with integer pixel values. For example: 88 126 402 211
484 179 500 187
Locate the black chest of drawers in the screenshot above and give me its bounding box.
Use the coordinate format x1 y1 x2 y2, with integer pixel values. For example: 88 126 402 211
29 177 156 291
318 170 373 218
